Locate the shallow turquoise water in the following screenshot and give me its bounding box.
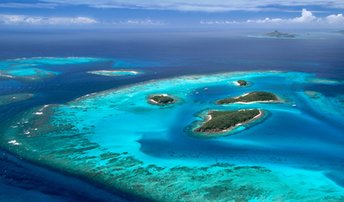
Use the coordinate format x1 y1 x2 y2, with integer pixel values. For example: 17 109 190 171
66 71 344 166
0 57 109 80
4 68 58 78
0 57 107 69
113 58 161 68
2 70 344 201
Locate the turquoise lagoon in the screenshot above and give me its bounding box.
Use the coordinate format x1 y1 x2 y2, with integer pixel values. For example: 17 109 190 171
0 57 109 80
1 71 344 201
0 57 107 68
0 68 58 80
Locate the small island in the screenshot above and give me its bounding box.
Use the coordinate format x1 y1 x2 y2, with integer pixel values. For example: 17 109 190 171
265 30 296 38
88 70 139 77
234 80 248 86
148 94 176 106
217 91 279 104
195 109 262 134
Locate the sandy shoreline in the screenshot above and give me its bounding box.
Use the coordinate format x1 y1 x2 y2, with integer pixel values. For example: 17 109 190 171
88 70 139 76
147 94 176 105
219 92 282 105
199 109 264 135
234 100 281 104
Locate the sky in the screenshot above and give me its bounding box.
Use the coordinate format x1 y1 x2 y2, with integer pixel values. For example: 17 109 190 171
0 0 343 29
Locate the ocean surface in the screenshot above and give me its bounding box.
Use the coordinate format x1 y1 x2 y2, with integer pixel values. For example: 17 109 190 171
0 29 344 201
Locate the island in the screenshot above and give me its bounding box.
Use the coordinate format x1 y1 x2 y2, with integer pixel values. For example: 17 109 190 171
265 30 296 38
217 91 279 104
195 109 262 134
234 80 248 86
87 70 139 77
148 94 176 105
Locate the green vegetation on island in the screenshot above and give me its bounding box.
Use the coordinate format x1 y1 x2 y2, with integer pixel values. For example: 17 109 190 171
195 109 262 134
265 30 296 38
217 91 279 104
148 94 176 105
237 80 248 86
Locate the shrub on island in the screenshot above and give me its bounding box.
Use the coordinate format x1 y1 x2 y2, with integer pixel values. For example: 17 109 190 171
148 94 176 105
195 109 261 134
237 80 248 86
217 91 279 104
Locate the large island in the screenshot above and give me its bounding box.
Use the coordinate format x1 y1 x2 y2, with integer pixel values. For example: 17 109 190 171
217 91 279 104
195 109 262 135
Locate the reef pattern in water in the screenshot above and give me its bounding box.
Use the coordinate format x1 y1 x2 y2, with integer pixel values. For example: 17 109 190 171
1 70 344 201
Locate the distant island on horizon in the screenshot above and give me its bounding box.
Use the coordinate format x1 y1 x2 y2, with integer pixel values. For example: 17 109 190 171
265 30 296 38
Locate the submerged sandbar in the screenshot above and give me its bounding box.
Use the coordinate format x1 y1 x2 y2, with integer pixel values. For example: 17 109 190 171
0 68 57 81
0 93 34 106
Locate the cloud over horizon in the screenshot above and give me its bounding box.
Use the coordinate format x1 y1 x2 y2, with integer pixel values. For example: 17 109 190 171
201 9 344 26
114 19 164 26
0 6 343 28
0 14 165 26
0 14 97 25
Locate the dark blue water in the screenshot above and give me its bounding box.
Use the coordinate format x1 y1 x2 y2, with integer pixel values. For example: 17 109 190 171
0 29 344 201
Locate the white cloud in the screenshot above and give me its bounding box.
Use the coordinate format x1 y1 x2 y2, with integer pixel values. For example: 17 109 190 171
0 14 97 25
292 9 317 23
41 0 344 12
202 9 344 26
0 3 57 9
246 18 284 24
248 9 318 24
200 20 238 25
326 14 344 24
115 19 164 25
0 14 164 26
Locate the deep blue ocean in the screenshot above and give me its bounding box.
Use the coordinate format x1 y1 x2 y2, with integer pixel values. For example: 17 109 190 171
0 29 344 201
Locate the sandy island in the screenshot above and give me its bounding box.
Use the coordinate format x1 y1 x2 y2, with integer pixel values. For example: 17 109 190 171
87 70 139 76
